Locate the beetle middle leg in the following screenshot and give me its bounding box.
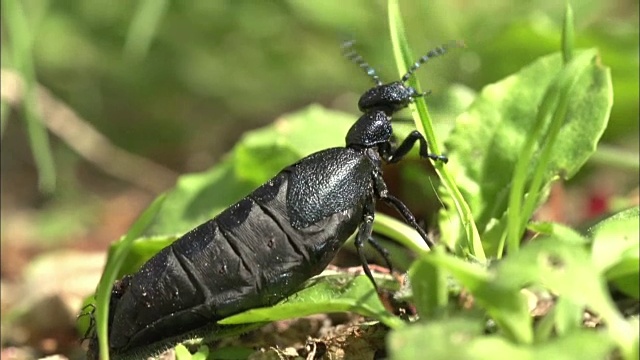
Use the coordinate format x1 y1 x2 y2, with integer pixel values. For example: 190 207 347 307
374 174 435 248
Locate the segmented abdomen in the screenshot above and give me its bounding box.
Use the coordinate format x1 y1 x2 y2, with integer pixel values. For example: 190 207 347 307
107 171 361 354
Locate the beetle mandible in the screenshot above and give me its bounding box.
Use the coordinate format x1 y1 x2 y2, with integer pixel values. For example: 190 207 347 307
87 41 457 360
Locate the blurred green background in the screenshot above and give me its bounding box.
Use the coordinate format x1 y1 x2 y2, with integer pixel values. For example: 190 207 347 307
0 0 637 358
2 0 638 195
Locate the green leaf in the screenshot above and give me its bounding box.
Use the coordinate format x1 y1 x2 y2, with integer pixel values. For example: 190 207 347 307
145 105 355 237
419 251 532 344
440 50 612 255
496 237 635 355
233 105 354 184
388 317 486 360
527 222 590 245
144 159 256 236
175 344 209 360
174 344 193 360
388 318 615 360
589 207 640 298
506 50 611 254
218 274 405 330
415 232 636 352
407 246 449 318
552 297 584 337
394 234 632 358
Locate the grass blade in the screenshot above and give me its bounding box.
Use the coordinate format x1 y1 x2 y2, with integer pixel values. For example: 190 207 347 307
387 0 483 260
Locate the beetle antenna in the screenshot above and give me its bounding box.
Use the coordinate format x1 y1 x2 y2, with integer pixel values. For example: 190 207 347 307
401 40 465 83
342 40 383 86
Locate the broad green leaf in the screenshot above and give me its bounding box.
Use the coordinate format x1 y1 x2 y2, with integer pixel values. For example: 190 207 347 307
505 50 608 253
144 159 256 236
528 222 590 245
417 251 532 343
407 246 449 318
388 317 487 360
589 207 640 298
145 105 355 237
388 318 615 360
234 105 354 183
549 297 584 337
218 274 404 329
414 233 635 351
496 237 635 355
439 50 612 252
174 344 190 359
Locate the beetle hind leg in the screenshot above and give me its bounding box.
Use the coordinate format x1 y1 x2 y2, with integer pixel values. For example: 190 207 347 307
373 174 436 248
367 236 394 274
354 199 380 292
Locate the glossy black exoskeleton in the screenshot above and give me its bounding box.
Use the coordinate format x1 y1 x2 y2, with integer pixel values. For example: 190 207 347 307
87 41 456 360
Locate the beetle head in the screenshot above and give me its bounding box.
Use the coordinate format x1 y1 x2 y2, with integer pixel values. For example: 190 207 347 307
357 81 419 115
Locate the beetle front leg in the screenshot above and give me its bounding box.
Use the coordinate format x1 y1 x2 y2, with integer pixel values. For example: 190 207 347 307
383 130 448 164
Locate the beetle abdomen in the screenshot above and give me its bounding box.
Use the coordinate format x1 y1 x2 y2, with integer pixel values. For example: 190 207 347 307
107 163 366 354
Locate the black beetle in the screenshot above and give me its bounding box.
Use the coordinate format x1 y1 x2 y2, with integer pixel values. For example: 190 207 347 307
87 41 456 359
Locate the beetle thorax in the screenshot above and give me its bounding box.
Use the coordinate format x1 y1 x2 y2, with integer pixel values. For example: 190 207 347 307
345 111 393 149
